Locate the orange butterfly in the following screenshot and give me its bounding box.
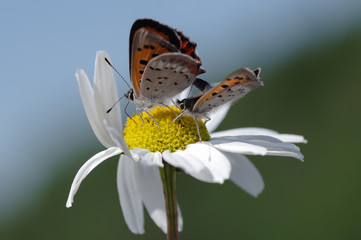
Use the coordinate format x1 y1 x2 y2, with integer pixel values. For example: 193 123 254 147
176 68 263 140
126 19 205 122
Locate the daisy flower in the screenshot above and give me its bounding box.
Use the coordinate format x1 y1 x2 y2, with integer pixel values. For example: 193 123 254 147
66 51 306 238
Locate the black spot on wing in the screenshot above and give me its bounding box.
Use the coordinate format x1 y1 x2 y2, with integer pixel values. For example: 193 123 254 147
140 59 148 65
143 44 155 50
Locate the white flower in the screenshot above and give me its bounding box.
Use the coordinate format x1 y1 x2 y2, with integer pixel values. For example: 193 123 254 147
67 50 306 234
66 51 181 234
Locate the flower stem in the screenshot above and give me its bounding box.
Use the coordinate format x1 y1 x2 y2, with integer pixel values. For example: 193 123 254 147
159 162 178 240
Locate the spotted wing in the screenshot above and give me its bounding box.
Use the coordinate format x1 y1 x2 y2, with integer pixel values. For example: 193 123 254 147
140 52 202 101
129 19 181 98
192 67 263 113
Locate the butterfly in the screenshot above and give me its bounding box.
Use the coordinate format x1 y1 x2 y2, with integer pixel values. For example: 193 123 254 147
125 19 205 123
176 67 263 140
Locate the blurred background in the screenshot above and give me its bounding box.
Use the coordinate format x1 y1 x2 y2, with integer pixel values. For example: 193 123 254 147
1 0 360 239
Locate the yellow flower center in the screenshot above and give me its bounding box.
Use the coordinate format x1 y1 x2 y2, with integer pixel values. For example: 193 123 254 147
124 106 210 152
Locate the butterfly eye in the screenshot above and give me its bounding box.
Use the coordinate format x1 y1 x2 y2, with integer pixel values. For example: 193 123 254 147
126 90 134 101
179 102 185 110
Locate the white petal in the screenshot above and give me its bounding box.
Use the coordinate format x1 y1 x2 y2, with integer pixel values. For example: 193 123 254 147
221 152 264 197
66 147 122 208
93 51 122 131
117 154 144 234
133 161 167 233
107 125 133 158
163 143 231 184
76 69 115 148
211 127 307 143
92 51 133 157
133 159 183 233
132 148 164 167
177 205 183 231
209 138 268 155
211 135 304 161
235 135 304 160
206 103 231 133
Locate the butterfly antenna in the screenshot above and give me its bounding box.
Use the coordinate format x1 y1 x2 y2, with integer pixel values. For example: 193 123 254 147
104 58 132 90
106 95 125 113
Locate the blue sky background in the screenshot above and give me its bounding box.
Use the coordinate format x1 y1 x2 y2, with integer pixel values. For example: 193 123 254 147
1 0 361 232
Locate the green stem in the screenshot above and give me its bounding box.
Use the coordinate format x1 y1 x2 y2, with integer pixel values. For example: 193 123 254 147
159 163 178 240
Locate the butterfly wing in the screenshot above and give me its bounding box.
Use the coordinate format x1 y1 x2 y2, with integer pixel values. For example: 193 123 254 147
139 52 202 101
192 67 263 113
129 19 181 98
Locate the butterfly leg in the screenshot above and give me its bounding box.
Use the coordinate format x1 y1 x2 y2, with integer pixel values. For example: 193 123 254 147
170 99 182 111
161 103 179 116
125 102 137 124
171 112 184 124
194 117 203 142
135 107 145 126
203 116 211 125
144 108 160 129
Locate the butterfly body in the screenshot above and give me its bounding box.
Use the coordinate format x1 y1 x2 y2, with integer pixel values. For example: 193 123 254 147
126 19 205 110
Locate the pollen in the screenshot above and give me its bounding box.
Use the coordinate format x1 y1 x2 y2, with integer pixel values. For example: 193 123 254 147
123 106 210 152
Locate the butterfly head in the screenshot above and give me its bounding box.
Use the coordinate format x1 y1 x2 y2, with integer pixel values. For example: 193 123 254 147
176 99 186 111
176 96 201 112
125 89 135 102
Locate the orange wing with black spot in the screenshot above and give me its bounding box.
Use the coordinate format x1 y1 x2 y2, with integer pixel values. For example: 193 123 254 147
192 67 263 113
176 31 205 75
129 19 182 98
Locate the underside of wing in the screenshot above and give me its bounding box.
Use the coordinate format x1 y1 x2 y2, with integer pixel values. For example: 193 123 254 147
193 67 263 113
129 19 181 98
140 53 203 101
